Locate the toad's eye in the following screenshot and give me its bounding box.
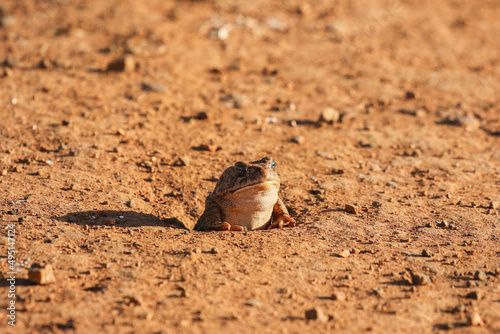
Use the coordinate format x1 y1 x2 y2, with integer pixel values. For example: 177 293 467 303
270 160 276 170
236 163 247 177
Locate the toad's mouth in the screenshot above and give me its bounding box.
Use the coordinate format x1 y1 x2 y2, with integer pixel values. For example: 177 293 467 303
231 180 280 194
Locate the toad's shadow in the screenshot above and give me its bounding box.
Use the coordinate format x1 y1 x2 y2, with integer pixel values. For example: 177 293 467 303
56 210 188 229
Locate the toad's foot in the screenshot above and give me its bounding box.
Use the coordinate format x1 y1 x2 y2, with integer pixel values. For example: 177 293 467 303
267 215 296 229
215 222 247 232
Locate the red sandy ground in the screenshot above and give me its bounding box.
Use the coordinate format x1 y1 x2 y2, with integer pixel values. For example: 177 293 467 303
0 0 499 333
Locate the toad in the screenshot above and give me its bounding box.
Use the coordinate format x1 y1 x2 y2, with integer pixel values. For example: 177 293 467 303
194 157 296 231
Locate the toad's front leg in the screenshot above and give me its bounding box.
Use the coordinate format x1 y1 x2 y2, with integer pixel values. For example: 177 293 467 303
194 194 246 231
267 197 296 229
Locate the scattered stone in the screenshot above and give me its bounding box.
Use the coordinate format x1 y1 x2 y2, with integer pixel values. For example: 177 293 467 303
28 264 56 285
142 81 167 92
344 204 358 215
339 249 350 258
466 290 483 300
490 201 499 209
405 91 416 99
245 300 261 307
467 312 484 327
3 58 20 68
318 108 340 124
1 169 7 176
474 270 487 281
180 289 190 298
425 222 436 228
452 304 466 314
194 111 209 120
331 291 346 301
198 144 220 152
305 307 328 322
332 169 345 175
106 56 135 72
439 111 480 132
422 249 434 257
410 272 432 286
291 135 304 144
174 155 190 166
210 247 219 254
128 198 145 209
437 220 449 228
38 59 54 70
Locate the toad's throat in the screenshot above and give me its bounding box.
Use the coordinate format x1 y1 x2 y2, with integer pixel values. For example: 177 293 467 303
230 180 280 194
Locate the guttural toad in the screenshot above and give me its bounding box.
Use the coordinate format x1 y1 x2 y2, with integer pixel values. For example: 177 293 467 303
194 157 295 231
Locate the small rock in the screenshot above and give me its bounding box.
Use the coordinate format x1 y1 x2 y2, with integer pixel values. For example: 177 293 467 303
474 271 487 281
410 272 432 286
405 91 416 99
438 220 449 228
425 222 436 228
196 144 220 152
245 300 261 307
210 247 219 254
489 201 499 209
318 108 340 124
467 312 484 327
339 249 350 258
142 81 167 93
128 198 145 209
344 204 358 215
291 135 304 144
175 155 190 166
422 249 434 257
452 304 466 314
305 307 328 322
331 291 346 301
466 290 483 300
194 111 209 120
1 170 7 176
106 56 135 72
38 59 53 70
28 264 56 285
332 169 345 175
440 111 480 132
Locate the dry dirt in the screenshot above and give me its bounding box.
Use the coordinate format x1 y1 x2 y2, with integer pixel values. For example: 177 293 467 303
1 0 500 333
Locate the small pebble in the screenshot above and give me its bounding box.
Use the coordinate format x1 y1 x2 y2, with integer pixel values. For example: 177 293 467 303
142 81 167 93
194 111 209 120
28 264 56 285
106 56 135 72
474 271 487 281
176 156 190 166
245 300 261 307
318 108 340 124
422 249 434 257
291 135 304 144
467 312 484 327
305 307 328 322
1 170 7 176
210 247 219 254
452 304 466 314
410 272 432 286
466 290 483 300
339 249 350 258
331 291 346 301
344 204 358 215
